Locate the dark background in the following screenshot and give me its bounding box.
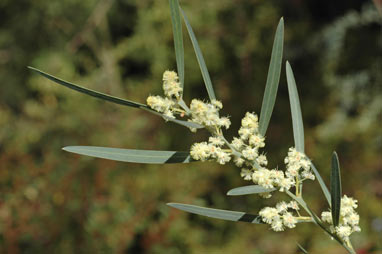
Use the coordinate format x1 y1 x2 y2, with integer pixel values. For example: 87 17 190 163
0 0 381 253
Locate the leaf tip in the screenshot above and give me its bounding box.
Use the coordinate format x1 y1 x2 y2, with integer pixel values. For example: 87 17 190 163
166 202 175 207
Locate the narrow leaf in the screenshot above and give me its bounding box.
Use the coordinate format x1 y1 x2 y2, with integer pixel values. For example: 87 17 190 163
296 243 308 254
310 162 331 206
259 18 284 136
286 61 304 152
28 67 203 129
63 146 194 164
331 151 342 227
227 185 276 196
167 203 264 224
169 0 185 88
181 8 216 101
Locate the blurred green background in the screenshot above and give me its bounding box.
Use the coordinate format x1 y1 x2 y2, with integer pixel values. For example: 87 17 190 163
0 0 381 253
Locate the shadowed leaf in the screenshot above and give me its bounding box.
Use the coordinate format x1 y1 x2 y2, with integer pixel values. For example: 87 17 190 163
331 151 342 226
167 203 264 224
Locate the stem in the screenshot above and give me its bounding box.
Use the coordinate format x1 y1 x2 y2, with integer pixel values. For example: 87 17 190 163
285 191 356 254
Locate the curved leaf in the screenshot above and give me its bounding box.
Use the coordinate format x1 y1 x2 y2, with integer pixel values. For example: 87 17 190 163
259 18 284 136
28 67 203 129
181 8 216 101
331 151 342 227
227 185 276 196
167 203 264 224
63 146 194 164
286 61 304 153
169 0 185 88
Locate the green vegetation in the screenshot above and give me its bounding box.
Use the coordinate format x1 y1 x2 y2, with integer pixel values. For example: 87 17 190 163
0 0 380 253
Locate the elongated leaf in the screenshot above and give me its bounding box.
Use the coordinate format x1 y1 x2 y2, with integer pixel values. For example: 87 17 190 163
297 243 308 254
169 0 184 88
28 66 147 108
28 67 203 129
63 146 194 164
310 162 331 206
181 9 216 101
167 203 264 224
227 185 276 196
331 151 342 227
259 18 284 136
286 61 304 153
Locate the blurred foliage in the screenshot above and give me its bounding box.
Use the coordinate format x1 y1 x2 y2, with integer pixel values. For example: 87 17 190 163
0 0 380 253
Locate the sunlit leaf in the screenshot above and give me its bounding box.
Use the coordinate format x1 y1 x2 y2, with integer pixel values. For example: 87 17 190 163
167 203 264 224
286 61 304 152
63 146 194 164
181 8 216 101
169 0 184 88
259 18 284 136
28 67 203 129
227 185 276 196
331 151 342 227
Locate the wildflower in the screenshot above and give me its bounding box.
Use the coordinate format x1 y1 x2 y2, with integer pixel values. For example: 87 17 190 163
259 207 279 224
209 136 225 146
190 142 211 161
242 146 258 160
288 201 299 210
241 112 259 129
278 177 294 192
234 156 245 167
271 218 284 231
276 201 289 213
282 212 297 228
231 137 244 150
211 99 223 109
249 134 265 148
256 154 268 166
240 169 253 180
214 149 231 165
146 95 175 116
238 126 252 140
321 195 361 242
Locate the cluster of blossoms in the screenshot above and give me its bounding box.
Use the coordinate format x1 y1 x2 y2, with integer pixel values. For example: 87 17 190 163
147 70 183 119
232 113 308 195
189 99 230 131
148 70 361 242
284 147 315 182
259 201 300 231
147 71 230 133
190 136 231 165
321 195 361 242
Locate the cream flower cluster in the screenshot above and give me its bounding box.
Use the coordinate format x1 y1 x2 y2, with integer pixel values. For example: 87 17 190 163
147 70 182 119
284 147 315 181
230 113 295 194
190 136 231 165
231 112 267 169
259 201 300 231
321 195 361 242
189 99 230 130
